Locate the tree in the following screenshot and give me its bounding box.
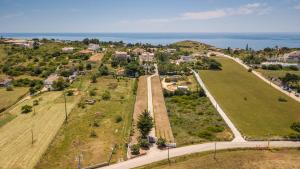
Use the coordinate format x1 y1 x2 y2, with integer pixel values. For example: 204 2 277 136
139 139 150 149
86 63 92 70
21 105 32 114
52 77 68 91
91 74 97 83
98 65 109 76
33 41 39 49
291 122 300 133
131 144 140 155
101 90 111 100
137 110 153 138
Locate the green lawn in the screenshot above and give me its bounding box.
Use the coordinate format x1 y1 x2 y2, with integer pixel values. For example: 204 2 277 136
199 57 300 139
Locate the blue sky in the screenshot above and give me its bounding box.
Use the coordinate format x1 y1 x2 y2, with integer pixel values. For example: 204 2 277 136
1 0 300 32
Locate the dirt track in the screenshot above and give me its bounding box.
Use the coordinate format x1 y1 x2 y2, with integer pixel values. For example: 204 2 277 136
131 76 148 144
0 92 81 169
151 76 174 143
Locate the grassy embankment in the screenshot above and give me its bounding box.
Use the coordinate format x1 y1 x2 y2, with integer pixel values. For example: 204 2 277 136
165 76 232 146
200 57 300 139
137 149 300 169
36 76 136 168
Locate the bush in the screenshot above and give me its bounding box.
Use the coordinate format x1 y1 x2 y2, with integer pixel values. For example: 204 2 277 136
90 130 97 138
33 100 39 106
291 122 300 133
91 74 97 83
6 86 13 91
89 90 97 96
115 115 123 123
102 90 111 100
197 131 214 140
21 105 32 114
139 139 150 149
156 137 166 149
248 68 252 72
131 144 140 155
278 97 287 102
66 90 74 96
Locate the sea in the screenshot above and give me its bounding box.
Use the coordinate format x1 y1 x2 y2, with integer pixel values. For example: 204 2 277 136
1 32 300 50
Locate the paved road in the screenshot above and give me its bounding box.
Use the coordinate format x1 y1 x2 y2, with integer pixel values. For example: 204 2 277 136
191 69 245 142
101 141 300 169
208 52 300 103
147 74 156 137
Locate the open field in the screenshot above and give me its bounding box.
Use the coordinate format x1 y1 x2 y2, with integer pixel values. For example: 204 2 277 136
199 57 300 139
88 53 104 62
151 76 174 143
137 149 300 169
256 69 300 79
0 90 81 169
131 76 148 144
165 76 233 146
0 87 28 112
37 76 136 168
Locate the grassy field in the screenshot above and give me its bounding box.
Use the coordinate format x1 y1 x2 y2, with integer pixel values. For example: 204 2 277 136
165 76 232 146
137 149 300 169
152 76 174 143
131 76 148 144
199 57 300 139
256 69 300 79
36 76 136 168
0 87 29 112
0 90 81 169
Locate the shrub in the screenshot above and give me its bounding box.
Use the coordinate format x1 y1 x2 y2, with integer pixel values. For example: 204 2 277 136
137 110 154 138
90 130 97 138
102 90 111 100
115 115 123 123
21 105 32 114
207 126 224 133
156 137 166 149
33 100 39 106
248 68 252 72
131 144 140 155
66 90 74 96
278 97 287 102
6 86 13 91
197 131 214 140
91 74 97 83
291 122 300 133
139 139 150 149
89 90 97 96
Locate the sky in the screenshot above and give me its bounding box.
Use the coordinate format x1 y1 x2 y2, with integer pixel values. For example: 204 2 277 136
0 0 300 33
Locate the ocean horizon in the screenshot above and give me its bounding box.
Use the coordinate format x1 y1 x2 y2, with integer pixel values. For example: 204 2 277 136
1 32 300 50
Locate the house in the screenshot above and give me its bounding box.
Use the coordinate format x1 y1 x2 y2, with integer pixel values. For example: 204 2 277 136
261 62 299 68
177 86 189 91
88 44 100 51
115 51 130 59
68 71 78 83
5 39 34 48
78 49 93 55
44 74 59 91
132 48 145 55
62 47 74 53
282 51 300 63
0 78 12 87
176 55 194 65
166 48 177 53
139 52 154 64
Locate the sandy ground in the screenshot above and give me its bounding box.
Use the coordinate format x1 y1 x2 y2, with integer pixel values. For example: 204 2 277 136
131 76 148 144
88 53 103 62
151 76 174 143
0 91 81 169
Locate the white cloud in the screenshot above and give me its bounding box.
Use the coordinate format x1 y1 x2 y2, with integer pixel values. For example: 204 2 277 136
121 3 271 24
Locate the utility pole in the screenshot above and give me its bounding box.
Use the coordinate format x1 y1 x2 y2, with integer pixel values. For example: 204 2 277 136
77 154 81 169
168 146 170 166
64 92 68 123
31 128 34 145
214 142 217 159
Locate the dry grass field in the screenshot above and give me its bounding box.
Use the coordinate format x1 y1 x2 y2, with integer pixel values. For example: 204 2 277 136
0 87 28 112
0 91 81 169
88 53 103 62
131 76 148 144
151 76 174 143
36 76 136 168
138 149 300 169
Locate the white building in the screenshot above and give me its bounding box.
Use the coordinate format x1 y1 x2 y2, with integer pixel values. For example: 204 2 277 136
88 44 100 51
177 86 189 91
139 52 154 64
62 47 74 53
115 51 130 59
261 62 299 68
282 51 300 63
166 48 177 53
176 55 194 65
44 74 59 91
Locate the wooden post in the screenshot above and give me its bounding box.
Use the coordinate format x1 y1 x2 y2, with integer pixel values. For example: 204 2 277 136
214 142 217 159
168 146 170 166
64 93 67 123
31 128 34 145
